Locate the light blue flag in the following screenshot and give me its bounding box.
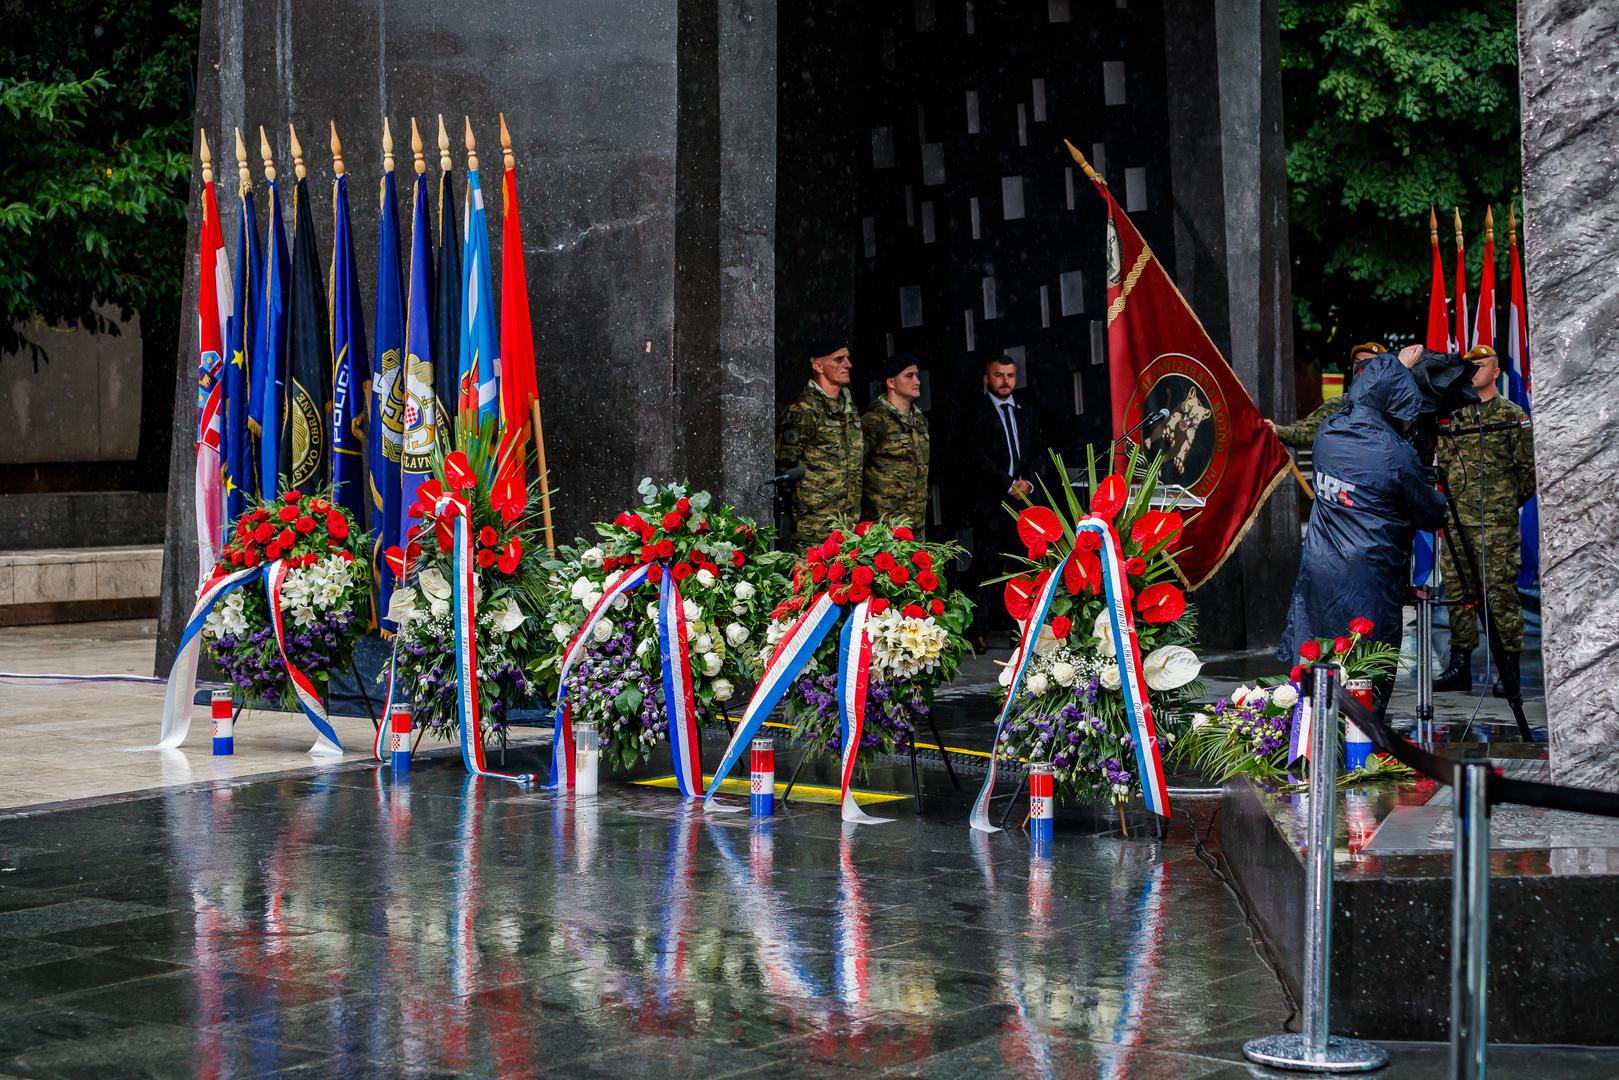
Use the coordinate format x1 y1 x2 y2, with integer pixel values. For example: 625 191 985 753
329 170 371 522
253 177 290 498
458 166 500 433
371 168 406 626
400 171 438 551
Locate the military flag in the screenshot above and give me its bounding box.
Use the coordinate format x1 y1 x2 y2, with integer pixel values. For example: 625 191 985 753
433 115 463 440
1470 208 1496 353
1452 209 1468 353
1505 207 1539 587
458 118 501 434
279 126 333 493
253 128 291 498
223 129 261 520
371 121 407 627
328 124 371 521
194 131 233 571
1425 208 1449 352
400 121 439 549
497 115 539 460
1070 140 1289 590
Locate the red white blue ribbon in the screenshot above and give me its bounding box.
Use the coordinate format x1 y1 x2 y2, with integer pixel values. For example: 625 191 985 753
373 645 397 762
548 561 653 787
970 517 1169 831
655 566 704 797
1288 695 1312 764
139 564 262 751
835 599 890 824
703 591 841 811
265 558 345 755
444 498 533 783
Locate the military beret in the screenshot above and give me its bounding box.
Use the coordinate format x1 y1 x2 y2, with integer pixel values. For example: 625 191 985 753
1464 345 1498 362
1349 341 1387 357
881 353 922 381
808 331 850 360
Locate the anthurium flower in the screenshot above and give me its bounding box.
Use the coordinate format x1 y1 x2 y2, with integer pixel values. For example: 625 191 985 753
1017 506 1063 560
1135 581 1186 623
1091 474 1127 519
444 451 478 491
1130 510 1183 552
1004 577 1036 621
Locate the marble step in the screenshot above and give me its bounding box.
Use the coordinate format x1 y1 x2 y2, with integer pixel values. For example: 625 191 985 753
0 545 162 626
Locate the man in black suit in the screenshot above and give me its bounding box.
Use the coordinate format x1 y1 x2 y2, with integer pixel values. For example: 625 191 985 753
963 355 1045 647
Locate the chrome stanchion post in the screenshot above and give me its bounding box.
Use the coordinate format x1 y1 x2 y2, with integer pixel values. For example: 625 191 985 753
1416 591 1434 750
1451 758 1491 1080
1244 664 1388 1073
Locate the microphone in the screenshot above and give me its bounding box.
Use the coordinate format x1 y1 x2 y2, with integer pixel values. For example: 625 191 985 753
769 466 806 484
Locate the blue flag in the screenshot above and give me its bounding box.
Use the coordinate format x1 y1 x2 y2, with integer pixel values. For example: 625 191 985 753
330 171 371 521
371 168 406 626
253 177 290 498
223 185 261 520
400 171 438 551
459 167 500 433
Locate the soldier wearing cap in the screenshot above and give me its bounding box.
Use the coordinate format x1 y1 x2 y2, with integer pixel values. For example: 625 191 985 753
1267 341 1387 449
1433 344 1536 694
861 354 930 535
776 332 863 550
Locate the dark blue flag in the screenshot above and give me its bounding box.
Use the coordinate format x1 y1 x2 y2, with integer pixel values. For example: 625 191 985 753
280 169 332 493
224 178 261 519
253 144 290 498
400 169 438 547
433 159 462 443
372 162 406 626
330 162 371 521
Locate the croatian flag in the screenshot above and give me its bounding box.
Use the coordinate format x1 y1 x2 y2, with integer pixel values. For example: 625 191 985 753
460 144 501 433
195 147 232 572
1504 209 1539 588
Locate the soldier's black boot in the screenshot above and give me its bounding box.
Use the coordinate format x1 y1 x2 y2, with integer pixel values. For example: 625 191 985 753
1492 651 1522 699
1434 645 1472 692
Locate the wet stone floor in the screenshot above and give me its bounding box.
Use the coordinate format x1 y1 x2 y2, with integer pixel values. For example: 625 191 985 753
0 758 1614 1079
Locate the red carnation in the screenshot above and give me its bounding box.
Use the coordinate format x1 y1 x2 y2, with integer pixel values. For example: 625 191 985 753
892 526 914 541
1124 556 1147 576
869 597 891 615
854 521 873 537
672 562 693 582
1091 474 1127 519
295 515 317 535
278 505 300 523
1135 582 1187 624
480 525 499 547
282 490 302 503
903 602 926 619
1299 640 1323 662
887 566 910 587
929 599 945 616
874 552 897 572
1349 616 1374 637
1051 615 1072 638
1333 636 1353 655
663 511 683 532
1075 530 1102 553
478 549 497 568
916 570 939 592
676 497 690 514
733 550 746 568
656 540 675 559
1131 510 1184 552
851 565 875 587
911 550 932 571
827 561 847 583
276 528 295 547
1005 577 1036 621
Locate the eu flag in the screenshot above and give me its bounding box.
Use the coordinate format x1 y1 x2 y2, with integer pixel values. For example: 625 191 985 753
434 147 463 443
252 131 290 498
223 164 261 520
400 166 438 546
280 162 332 493
459 134 500 434
330 151 371 521
372 155 406 627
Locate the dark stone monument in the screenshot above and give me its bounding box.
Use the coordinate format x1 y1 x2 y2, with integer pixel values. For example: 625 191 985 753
161 0 1296 665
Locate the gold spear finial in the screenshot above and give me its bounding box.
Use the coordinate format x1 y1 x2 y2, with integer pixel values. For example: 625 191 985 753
234 127 251 196
1508 204 1517 239
259 125 277 183
464 115 479 172
199 129 214 184
329 120 345 177
1063 138 1103 184
1429 206 1438 245
289 123 307 181
1453 207 1464 251
382 117 395 174
1484 204 1494 237
500 112 514 170
410 117 426 176
438 114 452 173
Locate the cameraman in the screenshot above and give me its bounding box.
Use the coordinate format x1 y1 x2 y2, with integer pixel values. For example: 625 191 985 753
1433 345 1537 694
1279 355 1447 714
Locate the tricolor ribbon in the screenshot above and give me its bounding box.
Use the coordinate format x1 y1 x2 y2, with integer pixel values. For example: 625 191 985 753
836 599 890 824
969 517 1170 832
702 591 841 813
442 495 533 783
139 564 262 751
549 562 653 787
1288 696 1312 764
265 558 345 755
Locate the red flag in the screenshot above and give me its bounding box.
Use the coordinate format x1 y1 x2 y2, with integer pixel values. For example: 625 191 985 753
1470 207 1496 353
1452 208 1468 352
1070 142 1289 590
1425 208 1449 351
497 125 538 460
194 131 232 576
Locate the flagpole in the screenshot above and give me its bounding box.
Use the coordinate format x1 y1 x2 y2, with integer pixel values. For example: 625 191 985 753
498 114 557 553
1064 139 1103 184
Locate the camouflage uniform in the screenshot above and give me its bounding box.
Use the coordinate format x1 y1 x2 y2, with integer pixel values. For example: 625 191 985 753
1437 395 1536 651
776 380 863 549
860 396 930 534
1274 395 1347 449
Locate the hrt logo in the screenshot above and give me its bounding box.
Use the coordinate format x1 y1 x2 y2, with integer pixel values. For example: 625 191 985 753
1314 471 1357 508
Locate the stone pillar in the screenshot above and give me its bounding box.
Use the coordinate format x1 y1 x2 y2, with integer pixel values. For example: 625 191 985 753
1518 1 1619 790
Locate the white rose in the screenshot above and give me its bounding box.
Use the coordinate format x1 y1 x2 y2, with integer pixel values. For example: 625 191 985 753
592 618 615 643
552 621 576 642
1247 689 1270 709
711 677 735 702
683 600 701 623
1230 684 1253 707
695 568 716 588
495 596 526 633
733 581 756 601
1052 661 1077 688
1026 673 1050 697
647 602 661 621
636 637 654 658
1271 683 1300 709
724 622 749 648
579 591 602 613
581 547 605 568
1099 665 1122 691
694 634 714 653
612 593 629 611
702 651 723 677
570 576 595 601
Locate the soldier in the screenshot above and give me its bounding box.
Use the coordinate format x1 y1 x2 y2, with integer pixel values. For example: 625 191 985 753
861 354 930 534
776 332 863 550
1433 345 1537 694
1267 341 1386 449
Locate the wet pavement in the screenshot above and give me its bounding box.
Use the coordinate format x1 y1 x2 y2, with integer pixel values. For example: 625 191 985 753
0 755 1616 1078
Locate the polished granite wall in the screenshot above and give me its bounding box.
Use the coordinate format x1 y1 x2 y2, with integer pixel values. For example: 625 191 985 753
1517 1 1619 791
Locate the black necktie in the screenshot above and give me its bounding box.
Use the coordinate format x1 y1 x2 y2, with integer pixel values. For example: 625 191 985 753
998 401 1021 477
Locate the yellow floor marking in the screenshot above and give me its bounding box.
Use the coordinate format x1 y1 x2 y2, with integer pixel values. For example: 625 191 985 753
631 774 908 806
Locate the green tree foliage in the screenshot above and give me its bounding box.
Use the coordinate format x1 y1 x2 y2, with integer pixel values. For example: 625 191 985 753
1281 0 1520 362
0 1 197 367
